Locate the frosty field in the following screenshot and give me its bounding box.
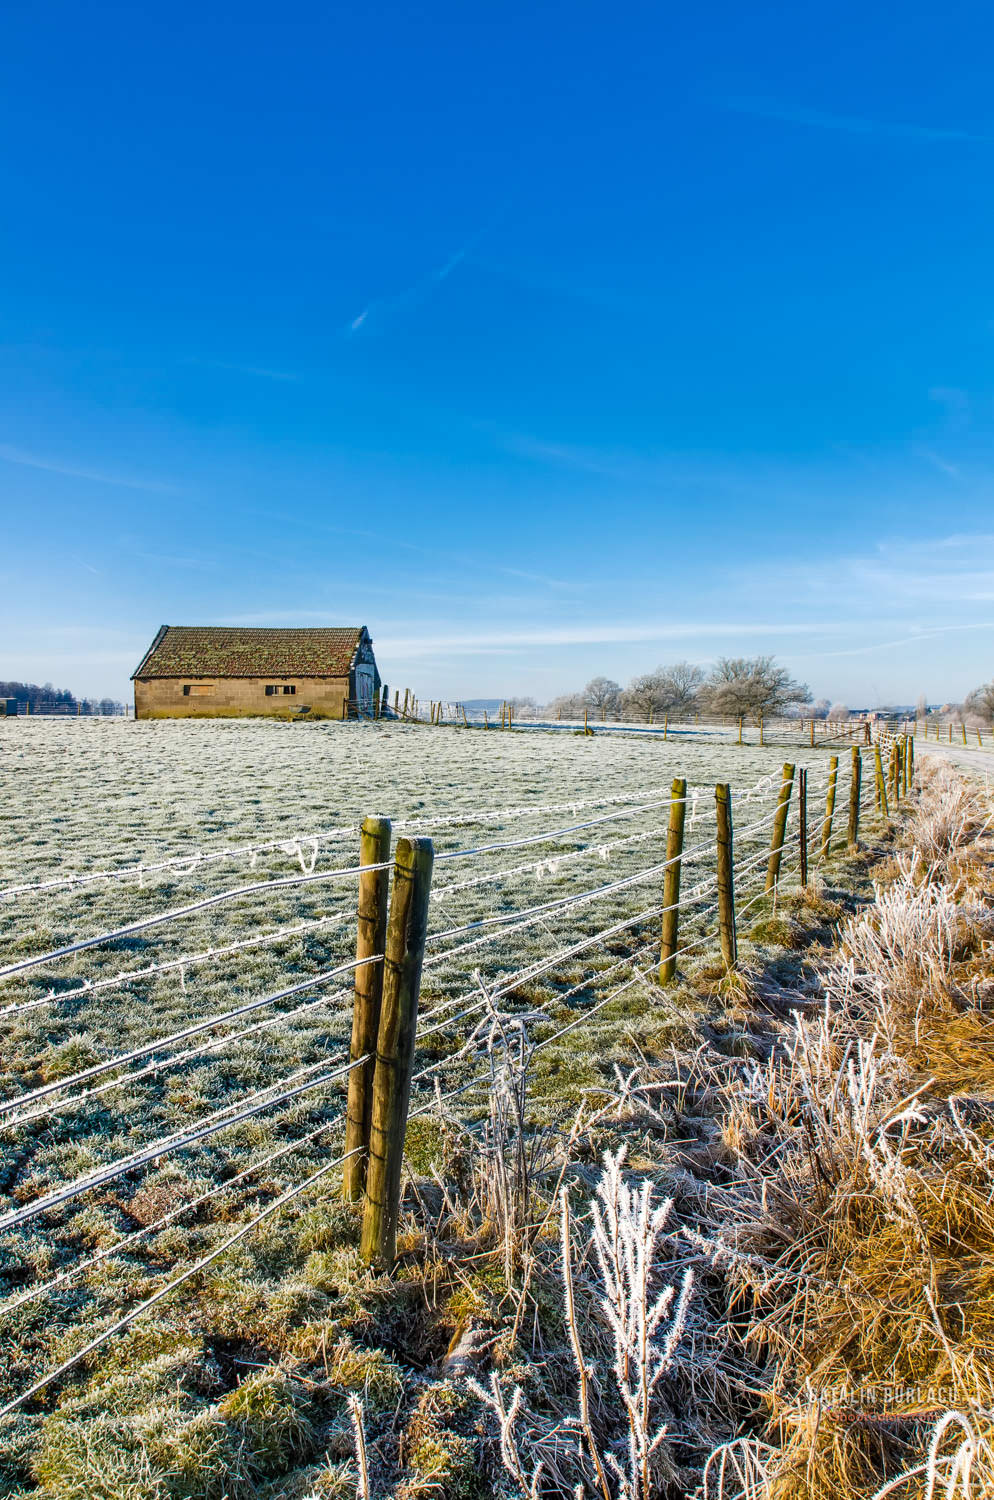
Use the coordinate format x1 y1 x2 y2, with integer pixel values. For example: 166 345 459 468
0 716 875 1495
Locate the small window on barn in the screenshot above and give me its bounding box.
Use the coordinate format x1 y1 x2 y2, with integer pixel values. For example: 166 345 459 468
183 685 214 696
266 685 295 695
283 685 296 695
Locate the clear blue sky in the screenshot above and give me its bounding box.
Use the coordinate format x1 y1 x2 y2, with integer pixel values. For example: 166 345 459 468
2 0 992 706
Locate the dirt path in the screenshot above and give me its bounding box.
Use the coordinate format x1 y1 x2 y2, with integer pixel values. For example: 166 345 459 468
916 738 994 781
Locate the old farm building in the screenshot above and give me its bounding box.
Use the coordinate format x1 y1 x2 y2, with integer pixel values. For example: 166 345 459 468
132 626 381 719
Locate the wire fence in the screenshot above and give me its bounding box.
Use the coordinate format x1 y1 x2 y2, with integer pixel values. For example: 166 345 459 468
0 737 912 1421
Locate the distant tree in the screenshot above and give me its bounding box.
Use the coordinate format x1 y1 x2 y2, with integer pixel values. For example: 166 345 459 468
965 681 994 720
546 692 586 719
583 677 622 715
622 673 664 720
811 698 831 720
698 656 812 721
98 698 119 716
827 702 850 722
0 679 78 711
621 661 705 720
916 693 929 719
655 661 705 714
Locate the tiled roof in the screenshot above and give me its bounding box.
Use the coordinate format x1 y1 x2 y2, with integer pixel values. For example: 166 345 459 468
132 626 367 680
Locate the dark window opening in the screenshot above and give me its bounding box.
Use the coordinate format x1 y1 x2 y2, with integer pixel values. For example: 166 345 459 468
266 685 296 695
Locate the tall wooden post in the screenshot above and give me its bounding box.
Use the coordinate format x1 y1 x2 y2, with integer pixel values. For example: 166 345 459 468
809 718 814 748
847 746 861 847
798 768 808 886
361 837 434 1266
659 778 687 984
715 784 737 970
759 715 765 747
821 755 839 861
737 717 743 745
766 763 795 892
663 715 668 741
874 744 889 816
344 817 392 1202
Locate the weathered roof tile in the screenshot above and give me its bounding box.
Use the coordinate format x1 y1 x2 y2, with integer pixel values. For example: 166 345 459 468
132 626 367 680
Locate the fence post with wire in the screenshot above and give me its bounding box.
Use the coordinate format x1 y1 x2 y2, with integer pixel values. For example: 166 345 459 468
360 836 435 1266
344 816 392 1202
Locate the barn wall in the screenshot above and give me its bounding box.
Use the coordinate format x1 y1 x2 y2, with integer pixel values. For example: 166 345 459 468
134 677 351 719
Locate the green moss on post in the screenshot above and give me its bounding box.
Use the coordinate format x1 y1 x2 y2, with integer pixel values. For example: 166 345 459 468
361 837 434 1266
821 755 839 860
344 817 392 1202
659 777 687 985
765 763 795 893
848 746 861 847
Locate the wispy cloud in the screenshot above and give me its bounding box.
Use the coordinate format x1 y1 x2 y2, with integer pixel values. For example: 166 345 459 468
376 620 840 658
197 359 298 382
911 444 962 479
0 444 178 493
346 225 490 335
498 565 580 590
724 98 986 144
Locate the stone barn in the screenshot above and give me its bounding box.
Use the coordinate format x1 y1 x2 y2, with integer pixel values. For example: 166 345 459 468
132 625 381 719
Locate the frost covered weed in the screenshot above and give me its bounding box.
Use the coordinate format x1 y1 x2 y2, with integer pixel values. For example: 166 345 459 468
472 1150 693 1500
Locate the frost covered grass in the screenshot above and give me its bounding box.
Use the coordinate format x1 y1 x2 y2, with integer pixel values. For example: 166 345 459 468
0 717 891 1497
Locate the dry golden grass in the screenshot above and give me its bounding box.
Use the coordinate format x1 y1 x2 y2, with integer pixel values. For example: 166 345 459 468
698 757 994 1500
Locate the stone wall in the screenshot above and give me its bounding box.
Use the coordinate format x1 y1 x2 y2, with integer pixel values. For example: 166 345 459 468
134 676 351 719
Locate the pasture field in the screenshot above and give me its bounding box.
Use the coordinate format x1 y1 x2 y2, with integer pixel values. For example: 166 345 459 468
0 718 890 1498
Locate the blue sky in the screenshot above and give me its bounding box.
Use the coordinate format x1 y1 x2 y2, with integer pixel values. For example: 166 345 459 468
2 0 993 706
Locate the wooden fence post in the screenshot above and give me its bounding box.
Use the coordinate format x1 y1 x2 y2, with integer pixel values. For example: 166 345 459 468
360 837 434 1266
848 746 861 847
962 722 968 746
737 717 743 745
874 744 888 815
716 784 737 970
663 715 668 741
821 755 839 860
344 817 392 1202
798 768 808 886
659 777 687 984
765 763 795 892
809 718 815 748
759 715 765 747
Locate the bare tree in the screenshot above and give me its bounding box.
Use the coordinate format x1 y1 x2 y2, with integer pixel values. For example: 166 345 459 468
827 702 850 722
621 661 705 720
546 692 586 718
965 682 994 720
622 673 663 720
698 656 812 721
655 661 705 714
583 677 622 715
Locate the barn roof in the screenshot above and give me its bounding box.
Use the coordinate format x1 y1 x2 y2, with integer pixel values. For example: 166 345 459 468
132 626 369 680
